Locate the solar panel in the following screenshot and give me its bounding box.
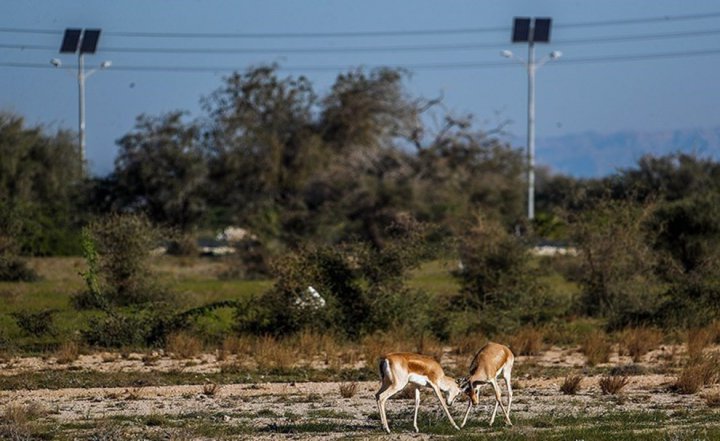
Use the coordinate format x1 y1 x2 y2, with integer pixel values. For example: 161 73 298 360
533 18 552 43
80 29 101 54
512 18 531 43
60 29 82 53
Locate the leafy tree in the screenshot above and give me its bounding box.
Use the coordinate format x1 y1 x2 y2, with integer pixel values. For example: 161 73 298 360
86 213 169 306
0 112 84 255
570 199 664 329
113 112 207 231
451 215 556 335
202 65 321 240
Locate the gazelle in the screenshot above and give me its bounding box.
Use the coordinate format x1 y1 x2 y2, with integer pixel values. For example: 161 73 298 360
375 352 461 433
460 342 514 428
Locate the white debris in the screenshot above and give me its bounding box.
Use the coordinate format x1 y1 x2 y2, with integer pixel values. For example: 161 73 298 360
294 286 326 310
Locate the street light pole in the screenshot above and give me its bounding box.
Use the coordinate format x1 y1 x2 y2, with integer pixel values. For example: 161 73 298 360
78 53 86 165
503 17 559 221
527 41 536 220
54 28 107 172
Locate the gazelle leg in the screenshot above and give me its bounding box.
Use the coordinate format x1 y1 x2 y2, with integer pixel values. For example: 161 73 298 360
461 397 473 428
413 387 421 432
429 382 460 430
490 378 512 426
376 381 405 433
504 367 513 421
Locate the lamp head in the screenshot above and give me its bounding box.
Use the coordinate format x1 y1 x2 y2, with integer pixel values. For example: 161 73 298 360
501 50 513 58
550 51 563 60
100 60 112 69
50 58 62 67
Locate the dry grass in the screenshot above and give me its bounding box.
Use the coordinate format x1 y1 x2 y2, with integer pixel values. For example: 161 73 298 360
3 402 47 425
560 374 583 395
414 333 445 361
686 327 716 360
360 331 407 369
506 326 544 356
339 382 358 398
254 335 296 370
449 333 487 359
703 392 720 407
599 375 630 395
619 327 663 362
54 341 80 364
581 330 612 366
202 382 222 397
165 333 203 359
672 357 720 394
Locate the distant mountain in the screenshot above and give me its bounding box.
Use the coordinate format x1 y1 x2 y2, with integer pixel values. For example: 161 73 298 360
507 127 720 178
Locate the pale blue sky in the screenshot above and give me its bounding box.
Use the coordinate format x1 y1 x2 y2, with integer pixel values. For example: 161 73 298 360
2 0 719 175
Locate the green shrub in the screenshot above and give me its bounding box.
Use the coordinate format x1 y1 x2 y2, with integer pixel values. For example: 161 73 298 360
451 215 559 335
236 219 439 339
10 309 57 337
570 200 665 329
86 214 170 306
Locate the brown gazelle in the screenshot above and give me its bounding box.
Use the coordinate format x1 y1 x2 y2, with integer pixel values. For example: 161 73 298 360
375 352 461 433
460 342 514 428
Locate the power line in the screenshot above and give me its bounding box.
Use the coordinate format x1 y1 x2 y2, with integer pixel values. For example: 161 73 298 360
0 11 719 39
2 48 720 73
2 29 720 55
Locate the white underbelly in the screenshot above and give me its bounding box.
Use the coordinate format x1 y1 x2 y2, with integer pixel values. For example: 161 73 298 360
408 373 429 386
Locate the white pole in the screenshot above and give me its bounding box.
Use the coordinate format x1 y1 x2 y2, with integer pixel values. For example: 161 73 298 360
78 52 86 169
527 42 536 221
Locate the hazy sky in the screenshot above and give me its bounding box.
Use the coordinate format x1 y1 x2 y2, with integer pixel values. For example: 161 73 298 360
2 0 719 175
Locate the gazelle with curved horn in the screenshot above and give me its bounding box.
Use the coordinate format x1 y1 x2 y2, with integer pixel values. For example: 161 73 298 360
375 352 461 433
460 342 514 427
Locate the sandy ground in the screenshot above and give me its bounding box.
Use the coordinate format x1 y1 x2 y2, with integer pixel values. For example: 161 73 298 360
1 346 718 440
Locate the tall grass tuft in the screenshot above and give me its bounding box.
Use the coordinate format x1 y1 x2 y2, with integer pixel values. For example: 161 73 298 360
560 374 583 395
619 327 663 362
507 326 544 356
254 335 296 370
686 327 715 360
672 356 720 394
165 333 203 359
55 341 80 364
339 382 358 398
581 330 612 366
599 375 629 395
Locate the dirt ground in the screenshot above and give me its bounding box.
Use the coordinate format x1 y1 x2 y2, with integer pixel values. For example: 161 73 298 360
1 346 718 440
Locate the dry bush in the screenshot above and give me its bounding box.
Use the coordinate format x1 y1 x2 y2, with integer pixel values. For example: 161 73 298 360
360 331 407 369
560 374 583 395
687 327 715 360
165 333 203 359
101 352 119 363
672 357 720 394
414 333 444 362
449 333 487 359
599 375 629 395
581 330 612 366
339 382 358 398
295 330 342 365
254 335 296 370
3 402 47 425
202 382 222 397
703 392 720 407
54 341 80 364
506 326 544 356
619 327 663 362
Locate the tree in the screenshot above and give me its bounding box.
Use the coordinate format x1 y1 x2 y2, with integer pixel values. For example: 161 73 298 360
113 112 207 231
0 112 84 255
202 65 321 239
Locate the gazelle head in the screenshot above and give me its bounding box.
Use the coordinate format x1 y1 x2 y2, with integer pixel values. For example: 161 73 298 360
444 378 462 405
459 377 480 405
